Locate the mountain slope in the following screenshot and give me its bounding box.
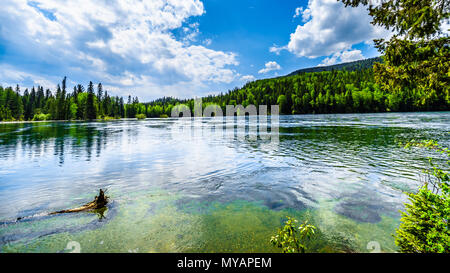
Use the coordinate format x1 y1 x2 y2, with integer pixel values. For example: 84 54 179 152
286 57 383 76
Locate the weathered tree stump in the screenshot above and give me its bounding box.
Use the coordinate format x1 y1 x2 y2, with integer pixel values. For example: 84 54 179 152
49 189 109 215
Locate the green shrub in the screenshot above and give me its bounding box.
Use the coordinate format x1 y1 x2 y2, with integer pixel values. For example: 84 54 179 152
159 114 169 118
270 217 316 253
32 113 51 121
135 114 146 120
395 140 449 253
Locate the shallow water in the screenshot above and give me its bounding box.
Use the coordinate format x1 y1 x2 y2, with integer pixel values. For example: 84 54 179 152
0 112 448 253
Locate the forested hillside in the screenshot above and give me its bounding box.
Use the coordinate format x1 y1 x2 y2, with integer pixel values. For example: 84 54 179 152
1 57 449 121
146 66 449 116
287 57 382 76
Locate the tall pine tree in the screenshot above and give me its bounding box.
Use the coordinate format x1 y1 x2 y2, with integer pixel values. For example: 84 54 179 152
85 81 97 120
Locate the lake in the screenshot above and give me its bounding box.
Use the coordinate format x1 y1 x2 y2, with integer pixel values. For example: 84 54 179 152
0 112 449 253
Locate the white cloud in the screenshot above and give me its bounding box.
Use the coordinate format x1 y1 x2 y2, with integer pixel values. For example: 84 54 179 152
0 0 239 100
269 45 284 55
273 0 391 58
441 20 450 35
293 6 311 22
319 54 340 67
182 22 201 43
0 64 58 90
293 7 302 18
340 49 364 63
301 7 312 22
203 39 212 46
318 49 364 66
258 61 281 74
86 40 107 49
240 75 256 82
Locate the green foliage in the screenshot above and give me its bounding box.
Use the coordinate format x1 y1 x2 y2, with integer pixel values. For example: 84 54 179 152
340 0 449 110
85 81 97 120
277 95 287 114
374 37 449 110
32 113 51 121
0 79 126 122
144 67 448 115
135 113 146 119
341 0 449 39
270 217 316 253
69 101 78 120
0 86 23 121
395 140 450 253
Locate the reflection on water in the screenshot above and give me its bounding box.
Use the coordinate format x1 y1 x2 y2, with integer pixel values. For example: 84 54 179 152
0 112 449 252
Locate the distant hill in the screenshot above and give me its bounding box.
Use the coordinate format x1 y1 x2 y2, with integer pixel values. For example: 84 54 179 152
286 56 383 76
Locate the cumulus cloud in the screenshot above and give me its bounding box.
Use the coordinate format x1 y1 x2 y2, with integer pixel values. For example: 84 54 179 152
258 61 281 74
0 0 239 99
272 0 391 58
293 6 310 22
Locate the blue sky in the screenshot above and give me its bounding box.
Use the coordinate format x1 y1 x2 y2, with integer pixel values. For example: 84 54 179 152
0 0 390 101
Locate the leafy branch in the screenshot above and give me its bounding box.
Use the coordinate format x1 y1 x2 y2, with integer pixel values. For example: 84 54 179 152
270 217 316 253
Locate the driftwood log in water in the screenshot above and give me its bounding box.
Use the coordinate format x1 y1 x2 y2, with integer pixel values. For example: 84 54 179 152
49 189 109 215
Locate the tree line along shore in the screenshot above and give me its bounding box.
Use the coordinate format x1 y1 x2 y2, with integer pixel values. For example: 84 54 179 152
1 63 448 122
